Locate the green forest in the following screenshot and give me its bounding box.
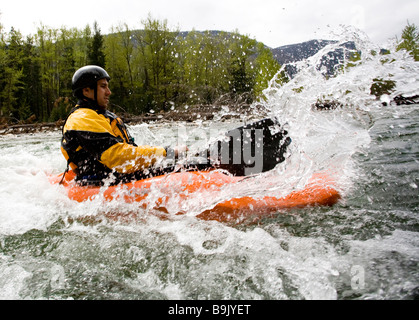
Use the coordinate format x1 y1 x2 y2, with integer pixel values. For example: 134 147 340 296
0 15 284 124
0 15 418 125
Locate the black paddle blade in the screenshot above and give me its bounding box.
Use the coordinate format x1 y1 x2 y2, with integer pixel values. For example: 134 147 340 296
208 118 291 176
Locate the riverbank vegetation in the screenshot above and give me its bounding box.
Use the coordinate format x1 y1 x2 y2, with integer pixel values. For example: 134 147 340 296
0 15 284 125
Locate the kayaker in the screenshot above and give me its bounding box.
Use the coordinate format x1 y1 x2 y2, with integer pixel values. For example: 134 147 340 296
61 65 185 185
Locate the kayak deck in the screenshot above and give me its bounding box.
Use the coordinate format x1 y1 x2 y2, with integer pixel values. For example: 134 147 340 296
50 169 341 223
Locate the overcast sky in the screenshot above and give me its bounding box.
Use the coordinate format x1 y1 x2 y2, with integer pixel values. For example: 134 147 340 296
1 0 419 48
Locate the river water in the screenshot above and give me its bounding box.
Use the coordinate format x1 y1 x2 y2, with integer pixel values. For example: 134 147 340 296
0 33 418 300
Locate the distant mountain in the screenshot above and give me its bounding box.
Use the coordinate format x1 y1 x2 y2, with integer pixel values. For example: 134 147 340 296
177 30 225 39
271 39 357 77
271 39 336 65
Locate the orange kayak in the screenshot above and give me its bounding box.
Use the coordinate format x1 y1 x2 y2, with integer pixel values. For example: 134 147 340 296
49 169 341 223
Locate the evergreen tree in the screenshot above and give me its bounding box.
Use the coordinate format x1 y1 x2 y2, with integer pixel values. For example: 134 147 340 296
21 35 42 120
397 21 419 61
88 21 106 67
0 28 24 121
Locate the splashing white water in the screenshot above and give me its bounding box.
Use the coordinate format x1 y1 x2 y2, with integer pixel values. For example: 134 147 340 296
257 28 419 196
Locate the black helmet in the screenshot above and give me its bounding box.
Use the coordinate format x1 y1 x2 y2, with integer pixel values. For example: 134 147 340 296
72 65 110 98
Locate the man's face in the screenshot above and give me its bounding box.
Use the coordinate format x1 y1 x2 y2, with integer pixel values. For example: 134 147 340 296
83 78 111 108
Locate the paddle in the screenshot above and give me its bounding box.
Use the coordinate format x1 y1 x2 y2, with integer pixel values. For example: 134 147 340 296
164 117 291 177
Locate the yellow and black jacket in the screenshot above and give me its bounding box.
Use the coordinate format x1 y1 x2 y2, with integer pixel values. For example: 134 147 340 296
61 99 166 184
